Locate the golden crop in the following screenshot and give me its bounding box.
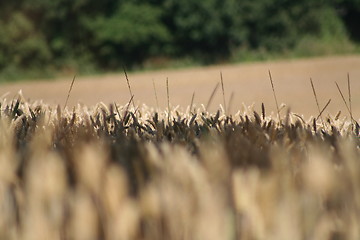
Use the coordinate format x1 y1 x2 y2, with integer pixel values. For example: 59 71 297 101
0 95 359 240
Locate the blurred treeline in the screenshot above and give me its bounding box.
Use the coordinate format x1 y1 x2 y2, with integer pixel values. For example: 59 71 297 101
0 0 359 80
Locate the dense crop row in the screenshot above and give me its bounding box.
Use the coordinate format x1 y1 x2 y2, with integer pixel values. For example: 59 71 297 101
0 96 359 240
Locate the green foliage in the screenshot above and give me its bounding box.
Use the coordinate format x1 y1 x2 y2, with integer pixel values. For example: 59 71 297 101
0 0 360 81
90 2 170 68
164 1 224 53
0 12 51 69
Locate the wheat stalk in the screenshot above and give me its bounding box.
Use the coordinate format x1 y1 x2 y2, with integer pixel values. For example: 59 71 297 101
206 82 219 112
268 70 280 122
227 91 234 115
335 81 354 123
166 77 171 124
124 67 136 109
220 71 227 115
347 73 354 127
64 75 76 110
261 103 266 120
190 91 195 114
152 79 159 109
316 99 331 121
310 78 325 128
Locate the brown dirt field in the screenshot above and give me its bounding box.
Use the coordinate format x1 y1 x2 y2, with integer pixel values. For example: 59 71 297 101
1 55 360 120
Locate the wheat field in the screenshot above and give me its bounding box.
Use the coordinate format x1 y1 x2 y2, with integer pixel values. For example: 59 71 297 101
0 91 359 240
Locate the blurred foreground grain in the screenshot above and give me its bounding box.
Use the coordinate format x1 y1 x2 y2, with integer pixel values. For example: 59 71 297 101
0 96 359 240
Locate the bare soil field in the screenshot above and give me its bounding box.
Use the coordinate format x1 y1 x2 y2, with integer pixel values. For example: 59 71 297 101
1 55 360 119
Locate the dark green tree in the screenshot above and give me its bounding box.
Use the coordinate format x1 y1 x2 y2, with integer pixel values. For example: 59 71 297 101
88 2 170 68
162 0 247 62
0 0 358 80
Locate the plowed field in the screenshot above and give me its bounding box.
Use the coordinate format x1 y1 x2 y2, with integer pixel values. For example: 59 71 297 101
2 55 360 119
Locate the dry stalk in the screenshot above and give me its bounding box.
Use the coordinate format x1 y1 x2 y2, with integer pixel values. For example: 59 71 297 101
227 91 234 115
220 71 227 115
152 79 159 109
190 91 195 114
124 68 136 109
310 78 325 128
261 103 265 120
64 75 76 110
114 102 121 120
335 81 354 123
316 99 331 121
348 73 352 116
293 113 306 124
347 73 354 127
206 82 220 112
335 111 341 121
166 77 170 124
268 70 280 123
123 95 134 122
